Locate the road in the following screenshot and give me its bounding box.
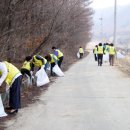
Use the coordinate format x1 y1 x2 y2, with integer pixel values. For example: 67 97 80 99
5 53 130 130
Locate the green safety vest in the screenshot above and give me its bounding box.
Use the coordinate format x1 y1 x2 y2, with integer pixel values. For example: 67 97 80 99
105 45 110 53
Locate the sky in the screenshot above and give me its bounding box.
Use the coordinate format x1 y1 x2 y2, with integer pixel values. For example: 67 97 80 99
91 0 130 45
91 0 130 9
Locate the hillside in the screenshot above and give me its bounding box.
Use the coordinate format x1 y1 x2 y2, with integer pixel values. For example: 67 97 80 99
0 0 93 63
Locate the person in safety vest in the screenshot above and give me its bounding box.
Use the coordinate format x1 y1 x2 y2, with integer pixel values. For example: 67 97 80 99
21 56 32 79
103 43 110 62
78 47 84 59
32 55 48 71
103 43 106 50
104 43 110 54
45 54 59 76
0 61 22 114
108 43 111 63
52 46 64 68
21 56 33 85
109 43 116 66
93 45 98 61
97 43 105 66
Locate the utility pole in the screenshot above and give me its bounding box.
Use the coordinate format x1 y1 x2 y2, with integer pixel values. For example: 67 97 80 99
113 0 117 45
99 17 103 41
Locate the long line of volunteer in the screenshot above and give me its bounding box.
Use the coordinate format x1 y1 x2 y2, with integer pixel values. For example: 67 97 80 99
93 43 116 66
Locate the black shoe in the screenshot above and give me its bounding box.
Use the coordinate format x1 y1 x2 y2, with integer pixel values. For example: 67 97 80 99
5 106 12 110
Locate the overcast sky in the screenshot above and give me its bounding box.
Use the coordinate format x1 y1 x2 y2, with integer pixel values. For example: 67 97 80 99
91 0 130 44
91 0 130 9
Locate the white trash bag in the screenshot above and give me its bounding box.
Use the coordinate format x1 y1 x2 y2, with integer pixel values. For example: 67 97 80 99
47 66 50 71
0 95 7 117
116 52 125 59
53 64 64 77
103 53 109 62
77 52 80 59
35 66 50 87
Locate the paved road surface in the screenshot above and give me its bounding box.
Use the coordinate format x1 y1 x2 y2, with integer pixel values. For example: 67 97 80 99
5 53 130 130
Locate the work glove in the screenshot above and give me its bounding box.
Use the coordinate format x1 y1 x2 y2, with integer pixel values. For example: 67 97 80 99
30 71 33 76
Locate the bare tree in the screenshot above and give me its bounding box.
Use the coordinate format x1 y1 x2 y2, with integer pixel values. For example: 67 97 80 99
0 0 93 63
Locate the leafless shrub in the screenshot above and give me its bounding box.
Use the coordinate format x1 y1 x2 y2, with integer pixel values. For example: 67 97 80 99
0 0 93 63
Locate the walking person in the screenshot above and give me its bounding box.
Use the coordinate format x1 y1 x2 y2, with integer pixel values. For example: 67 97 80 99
105 43 110 53
109 43 116 66
78 47 84 59
0 61 22 114
97 43 104 66
52 46 64 68
93 45 98 61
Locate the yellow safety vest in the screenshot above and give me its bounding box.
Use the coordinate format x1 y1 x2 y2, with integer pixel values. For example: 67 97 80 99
98 46 103 54
0 61 20 86
49 54 58 64
33 55 47 67
57 49 63 58
79 48 84 53
109 47 116 55
94 47 97 54
22 61 31 71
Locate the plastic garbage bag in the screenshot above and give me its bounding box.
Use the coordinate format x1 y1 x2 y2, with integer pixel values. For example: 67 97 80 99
25 74 32 86
0 95 7 117
77 52 80 59
53 64 64 77
103 53 109 62
117 52 125 59
35 66 50 87
47 66 50 71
